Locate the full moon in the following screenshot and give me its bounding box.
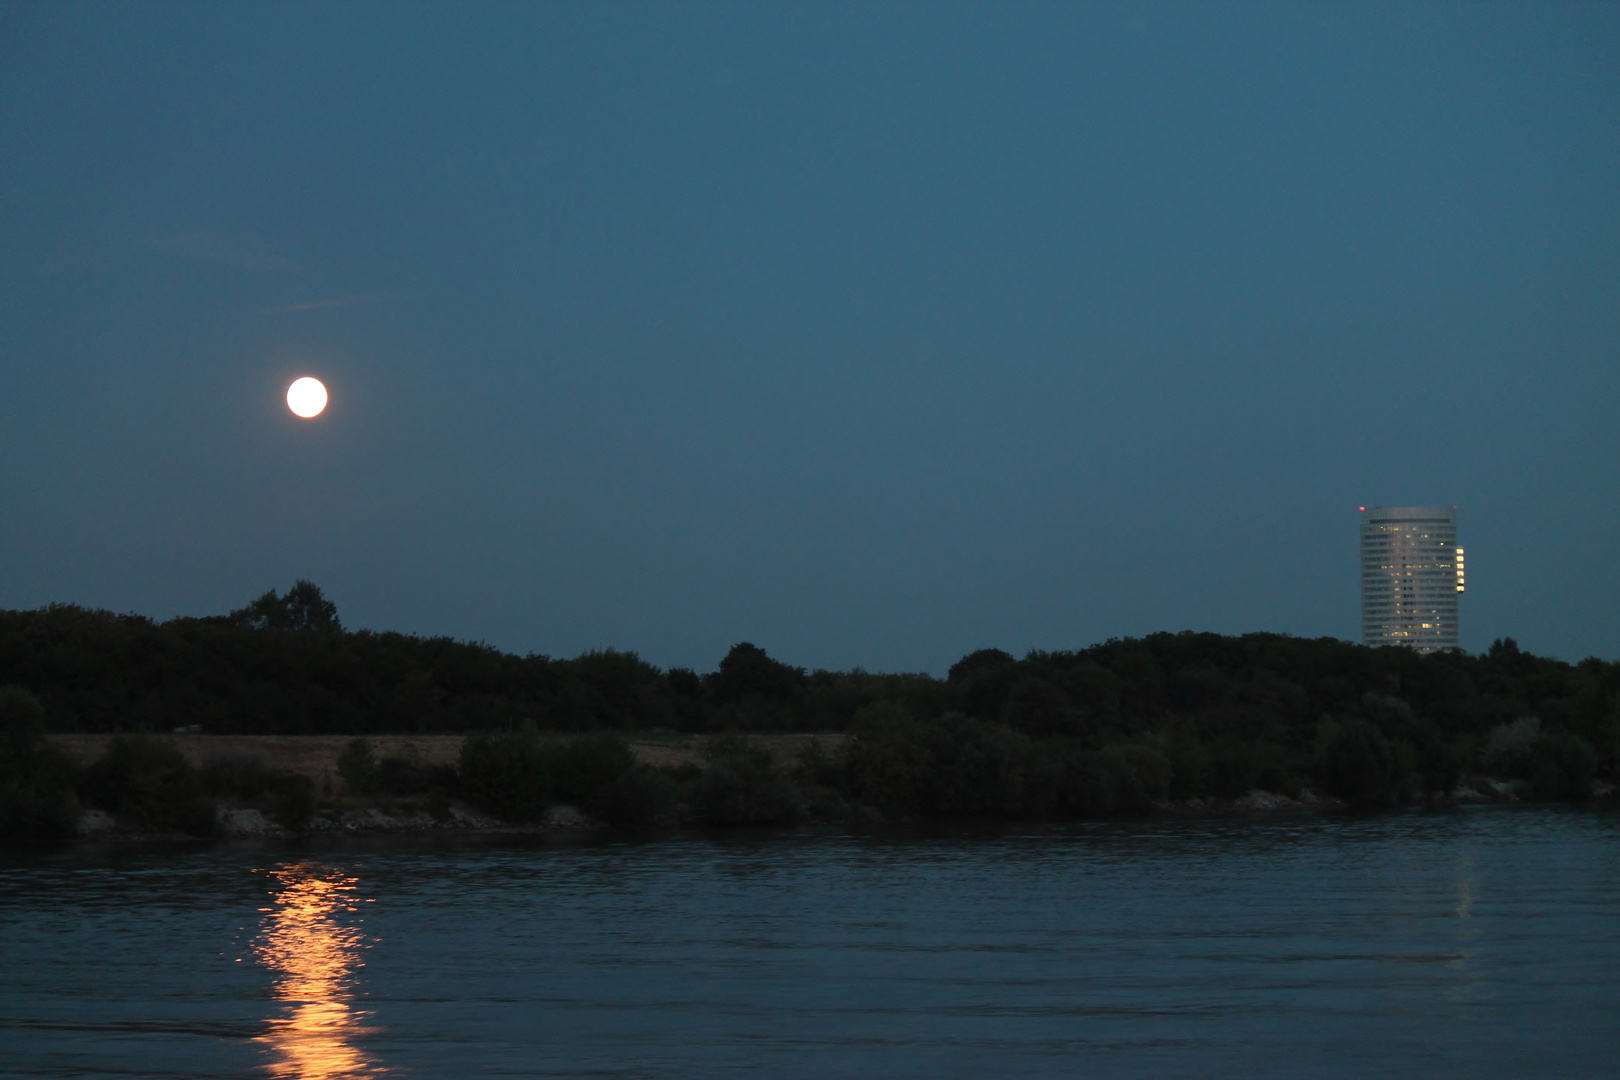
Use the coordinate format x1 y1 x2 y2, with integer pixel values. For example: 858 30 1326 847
286 377 328 418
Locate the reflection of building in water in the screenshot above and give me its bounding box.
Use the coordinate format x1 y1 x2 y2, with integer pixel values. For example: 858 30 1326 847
254 864 382 1079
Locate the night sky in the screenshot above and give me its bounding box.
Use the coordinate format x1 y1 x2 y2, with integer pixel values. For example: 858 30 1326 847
2 2 1616 672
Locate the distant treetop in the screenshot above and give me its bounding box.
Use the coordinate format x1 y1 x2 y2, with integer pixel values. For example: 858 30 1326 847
229 580 341 633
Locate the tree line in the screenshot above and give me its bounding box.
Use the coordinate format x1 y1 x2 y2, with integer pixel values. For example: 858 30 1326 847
2 582 1617 842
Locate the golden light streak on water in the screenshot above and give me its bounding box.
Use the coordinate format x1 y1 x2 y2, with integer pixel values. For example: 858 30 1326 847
254 864 384 1079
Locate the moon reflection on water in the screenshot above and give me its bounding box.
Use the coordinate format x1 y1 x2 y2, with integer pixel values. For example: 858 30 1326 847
254 865 382 1079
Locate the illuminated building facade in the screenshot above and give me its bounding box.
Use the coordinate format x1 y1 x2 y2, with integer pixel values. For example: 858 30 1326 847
1360 506 1464 653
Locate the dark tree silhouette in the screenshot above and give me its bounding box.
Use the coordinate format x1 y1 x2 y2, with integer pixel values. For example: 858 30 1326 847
1 590 1616 825
230 580 341 632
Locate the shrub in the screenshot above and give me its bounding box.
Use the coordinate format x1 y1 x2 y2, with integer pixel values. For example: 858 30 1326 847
270 773 317 831
1529 733 1597 802
200 750 280 800
598 765 680 829
0 782 77 846
1106 745 1172 810
378 753 440 796
695 734 802 825
915 715 1037 818
844 701 932 813
1206 736 1266 799
199 749 321 831
1314 720 1397 807
0 686 77 845
1483 716 1541 778
1001 677 1083 739
1054 749 1122 816
1413 732 1473 795
845 707 1043 819
545 733 636 812
336 737 380 796
79 735 214 834
1165 739 1213 799
794 735 842 788
459 732 548 821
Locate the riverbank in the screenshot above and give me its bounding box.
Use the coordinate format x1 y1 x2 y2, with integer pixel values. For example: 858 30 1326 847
49 731 838 841
31 731 1613 848
46 732 1609 843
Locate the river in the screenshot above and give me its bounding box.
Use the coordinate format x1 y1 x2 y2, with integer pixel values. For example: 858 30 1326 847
3 806 1617 1077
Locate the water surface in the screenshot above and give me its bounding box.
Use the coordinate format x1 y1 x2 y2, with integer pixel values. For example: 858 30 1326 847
3 807 1617 1077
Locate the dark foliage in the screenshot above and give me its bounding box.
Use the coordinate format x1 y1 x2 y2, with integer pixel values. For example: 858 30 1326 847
1314 720 1397 807
693 733 802 825
458 732 549 822
0 686 77 844
230 580 341 633
336 738 381 796
844 703 1174 820
200 750 283 800
78 735 214 835
270 773 317 832
1530 733 1597 802
0 596 974 736
703 643 809 730
598 765 680 829
4 589 1617 830
845 707 1038 818
375 754 439 797
543 733 636 811
198 749 320 831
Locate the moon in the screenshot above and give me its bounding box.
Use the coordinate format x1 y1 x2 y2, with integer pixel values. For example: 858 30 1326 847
286 377 328 418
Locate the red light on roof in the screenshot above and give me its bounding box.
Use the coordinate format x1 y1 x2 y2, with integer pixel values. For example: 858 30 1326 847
1358 506 1366 511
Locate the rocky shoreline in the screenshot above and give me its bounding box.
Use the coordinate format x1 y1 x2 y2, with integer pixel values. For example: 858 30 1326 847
71 800 610 841
64 776 1607 844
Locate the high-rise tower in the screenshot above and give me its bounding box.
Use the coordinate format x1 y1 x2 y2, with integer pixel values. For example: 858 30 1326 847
1360 506 1464 653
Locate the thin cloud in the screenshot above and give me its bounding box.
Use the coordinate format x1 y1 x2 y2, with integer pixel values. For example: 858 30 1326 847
268 294 388 314
143 231 303 273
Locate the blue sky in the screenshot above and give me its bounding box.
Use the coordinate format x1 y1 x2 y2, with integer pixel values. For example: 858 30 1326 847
2 2 1616 671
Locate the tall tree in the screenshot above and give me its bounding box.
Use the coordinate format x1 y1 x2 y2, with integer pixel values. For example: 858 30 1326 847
230 580 341 632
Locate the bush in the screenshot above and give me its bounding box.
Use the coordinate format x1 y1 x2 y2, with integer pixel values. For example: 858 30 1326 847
913 715 1037 818
844 702 933 813
0 687 78 845
1314 720 1397 807
1001 677 1083 739
1205 736 1266 799
1106 745 1172 810
545 733 636 812
598 765 680 829
79 735 214 834
1165 740 1213 799
269 772 317 831
1530 733 1597 802
0 782 77 846
199 749 321 831
845 707 1043 819
459 732 548 821
364 749 454 797
1053 749 1122 816
695 734 802 825
1483 716 1541 778
794 735 841 788
1413 732 1473 795
336 738 380 796
200 750 280 800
